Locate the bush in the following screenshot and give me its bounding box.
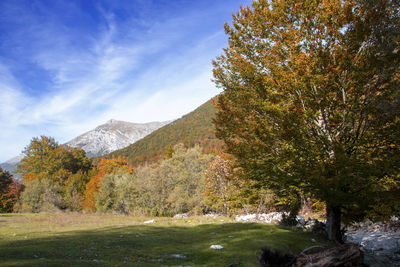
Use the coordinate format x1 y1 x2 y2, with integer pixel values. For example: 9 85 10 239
20 179 63 212
95 171 135 214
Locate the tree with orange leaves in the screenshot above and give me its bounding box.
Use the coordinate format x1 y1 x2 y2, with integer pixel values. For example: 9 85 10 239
83 157 132 212
0 167 23 212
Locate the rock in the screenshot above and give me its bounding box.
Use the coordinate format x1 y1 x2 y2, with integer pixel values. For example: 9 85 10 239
143 219 154 224
210 245 223 250
235 212 288 224
345 219 400 266
296 216 305 225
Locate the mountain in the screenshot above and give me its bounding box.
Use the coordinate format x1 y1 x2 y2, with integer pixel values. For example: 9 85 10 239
66 119 170 157
106 99 224 166
0 155 23 179
1 119 169 175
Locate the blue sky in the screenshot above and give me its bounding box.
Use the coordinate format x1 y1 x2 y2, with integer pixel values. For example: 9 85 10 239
0 0 251 162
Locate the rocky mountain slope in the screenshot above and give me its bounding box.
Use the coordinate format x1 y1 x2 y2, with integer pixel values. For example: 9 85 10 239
0 155 23 176
66 119 170 157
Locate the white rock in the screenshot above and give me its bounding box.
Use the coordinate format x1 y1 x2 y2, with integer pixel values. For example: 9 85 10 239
296 215 305 224
210 245 223 250
143 219 155 224
345 220 400 266
235 212 288 223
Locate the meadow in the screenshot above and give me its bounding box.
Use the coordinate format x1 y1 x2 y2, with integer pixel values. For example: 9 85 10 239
0 213 326 266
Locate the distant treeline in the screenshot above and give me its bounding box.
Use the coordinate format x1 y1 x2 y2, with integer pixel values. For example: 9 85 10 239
1 136 294 215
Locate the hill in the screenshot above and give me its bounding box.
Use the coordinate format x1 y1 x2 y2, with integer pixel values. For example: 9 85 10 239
107 99 223 165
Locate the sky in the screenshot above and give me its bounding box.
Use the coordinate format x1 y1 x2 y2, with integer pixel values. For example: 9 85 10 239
0 0 252 162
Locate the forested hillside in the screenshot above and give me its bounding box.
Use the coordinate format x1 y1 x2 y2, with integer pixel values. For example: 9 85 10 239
107 99 223 165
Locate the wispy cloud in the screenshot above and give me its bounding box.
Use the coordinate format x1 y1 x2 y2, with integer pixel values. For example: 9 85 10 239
0 0 251 161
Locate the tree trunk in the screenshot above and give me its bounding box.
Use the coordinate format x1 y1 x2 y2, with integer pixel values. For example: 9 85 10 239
326 204 343 243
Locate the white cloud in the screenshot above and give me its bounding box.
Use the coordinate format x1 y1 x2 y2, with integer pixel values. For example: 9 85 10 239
0 1 234 162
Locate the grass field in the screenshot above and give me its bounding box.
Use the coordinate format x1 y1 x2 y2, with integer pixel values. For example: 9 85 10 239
0 213 327 266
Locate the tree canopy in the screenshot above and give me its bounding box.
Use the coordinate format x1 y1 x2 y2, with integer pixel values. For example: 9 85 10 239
0 167 23 212
16 136 92 212
213 0 400 242
17 136 91 184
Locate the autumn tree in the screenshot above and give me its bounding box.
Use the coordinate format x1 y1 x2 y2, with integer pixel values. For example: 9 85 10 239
96 170 135 214
17 136 91 185
0 168 23 212
17 136 92 211
132 144 214 216
203 156 244 214
83 156 132 212
20 178 63 212
213 0 400 242
64 170 92 211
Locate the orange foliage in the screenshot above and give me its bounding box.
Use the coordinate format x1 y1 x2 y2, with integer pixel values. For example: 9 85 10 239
22 173 39 182
83 156 132 212
0 177 24 213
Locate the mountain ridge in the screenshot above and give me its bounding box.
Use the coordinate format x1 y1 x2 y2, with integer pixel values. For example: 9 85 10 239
1 119 170 175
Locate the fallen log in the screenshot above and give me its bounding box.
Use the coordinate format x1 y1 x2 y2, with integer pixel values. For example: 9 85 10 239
260 243 366 267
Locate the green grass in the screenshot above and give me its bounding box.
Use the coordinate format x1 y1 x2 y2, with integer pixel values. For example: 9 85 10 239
0 213 327 266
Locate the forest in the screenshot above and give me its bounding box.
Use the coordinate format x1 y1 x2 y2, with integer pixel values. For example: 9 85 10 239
1 136 283 217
